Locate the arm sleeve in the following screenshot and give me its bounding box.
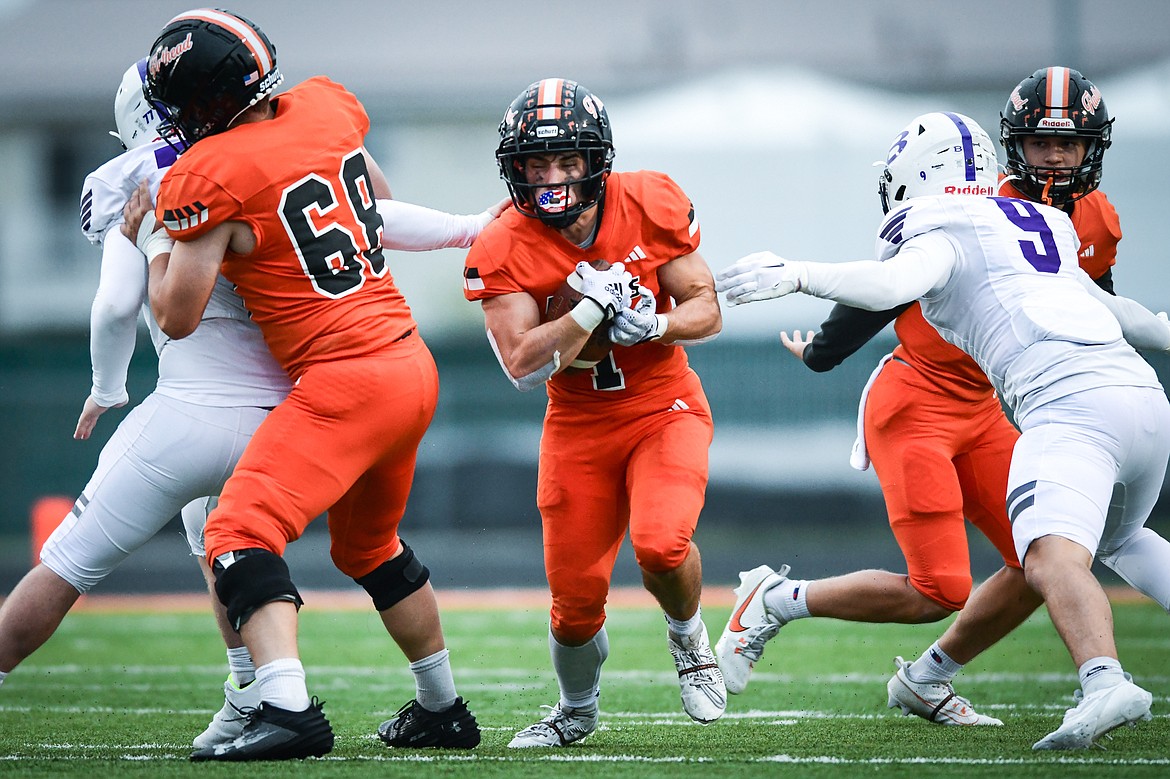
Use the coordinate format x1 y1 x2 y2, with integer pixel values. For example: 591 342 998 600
89 228 147 406
375 199 492 251
1077 270 1170 351
1092 266 1115 295
802 303 908 372
802 233 955 310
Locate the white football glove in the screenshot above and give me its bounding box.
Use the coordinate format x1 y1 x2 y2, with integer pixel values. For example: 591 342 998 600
715 251 808 306
609 286 667 346
573 261 632 320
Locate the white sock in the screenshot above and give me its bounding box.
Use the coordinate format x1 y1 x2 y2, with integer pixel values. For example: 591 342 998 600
907 642 963 684
1079 656 1125 696
763 579 811 623
665 607 703 644
551 627 607 711
410 648 457 712
227 646 256 687
255 658 311 711
0 670 7 687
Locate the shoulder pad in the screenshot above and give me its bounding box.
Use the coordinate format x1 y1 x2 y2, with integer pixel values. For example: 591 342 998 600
79 141 179 245
875 197 951 261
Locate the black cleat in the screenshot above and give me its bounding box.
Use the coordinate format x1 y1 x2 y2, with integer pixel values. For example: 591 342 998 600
377 696 481 748
189 698 333 761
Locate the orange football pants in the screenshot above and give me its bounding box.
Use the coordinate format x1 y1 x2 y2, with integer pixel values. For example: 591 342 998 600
538 372 713 644
863 358 1021 612
205 335 439 580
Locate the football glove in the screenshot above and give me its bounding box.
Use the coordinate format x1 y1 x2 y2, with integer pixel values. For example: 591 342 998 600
715 252 808 306
609 286 667 346
571 261 633 329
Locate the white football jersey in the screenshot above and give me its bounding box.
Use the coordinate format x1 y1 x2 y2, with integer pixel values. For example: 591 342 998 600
875 195 1162 420
80 141 290 407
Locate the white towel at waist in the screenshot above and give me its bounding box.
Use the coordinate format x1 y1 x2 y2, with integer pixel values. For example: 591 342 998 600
849 352 895 471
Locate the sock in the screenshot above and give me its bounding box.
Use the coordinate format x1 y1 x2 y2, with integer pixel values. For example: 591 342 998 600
227 646 256 687
255 657 311 711
551 626 607 711
1079 656 1125 696
665 606 703 644
763 579 811 624
0 670 7 687
907 642 963 684
410 648 457 712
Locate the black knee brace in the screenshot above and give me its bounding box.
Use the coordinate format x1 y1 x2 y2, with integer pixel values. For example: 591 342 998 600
212 548 303 630
354 541 430 612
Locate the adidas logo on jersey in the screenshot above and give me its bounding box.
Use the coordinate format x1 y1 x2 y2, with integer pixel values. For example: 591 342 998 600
163 201 210 231
1080 245 1095 258
624 245 647 264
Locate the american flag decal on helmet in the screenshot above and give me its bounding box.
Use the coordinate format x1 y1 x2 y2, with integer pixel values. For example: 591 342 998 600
163 202 210 231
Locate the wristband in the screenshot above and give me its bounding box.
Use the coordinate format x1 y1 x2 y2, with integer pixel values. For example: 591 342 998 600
141 230 175 264
652 313 669 340
569 298 605 332
135 210 174 264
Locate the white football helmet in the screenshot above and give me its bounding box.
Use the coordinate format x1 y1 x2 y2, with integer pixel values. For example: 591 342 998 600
111 58 163 150
878 112 999 213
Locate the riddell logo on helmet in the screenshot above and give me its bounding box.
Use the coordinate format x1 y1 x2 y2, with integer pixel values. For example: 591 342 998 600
149 32 193 75
943 184 994 195
1038 117 1075 130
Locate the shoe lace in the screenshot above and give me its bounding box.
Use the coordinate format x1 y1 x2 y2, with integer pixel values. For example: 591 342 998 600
671 644 722 687
535 703 592 734
234 704 261 726
738 618 781 662
390 699 421 728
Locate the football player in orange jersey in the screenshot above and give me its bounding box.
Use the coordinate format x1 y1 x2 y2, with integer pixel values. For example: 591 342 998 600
463 78 725 746
121 7 494 761
715 67 1170 736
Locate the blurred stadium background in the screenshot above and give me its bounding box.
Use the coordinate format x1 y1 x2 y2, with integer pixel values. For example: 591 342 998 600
2 0 1170 594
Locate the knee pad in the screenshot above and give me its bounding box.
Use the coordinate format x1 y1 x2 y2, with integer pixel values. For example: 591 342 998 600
353 541 430 612
213 548 303 630
915 572 971 613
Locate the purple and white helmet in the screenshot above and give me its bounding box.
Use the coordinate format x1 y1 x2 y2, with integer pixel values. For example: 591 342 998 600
111 58 163 150
878 111 999 213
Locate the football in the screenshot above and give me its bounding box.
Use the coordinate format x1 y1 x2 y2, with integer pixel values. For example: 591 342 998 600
546 259 613 370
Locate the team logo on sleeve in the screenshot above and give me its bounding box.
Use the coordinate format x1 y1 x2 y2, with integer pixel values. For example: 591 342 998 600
162 201 210 231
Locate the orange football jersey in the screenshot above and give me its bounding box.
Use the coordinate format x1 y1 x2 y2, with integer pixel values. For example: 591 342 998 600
155 77 416 379
892 186 1122 402
464 171 701 404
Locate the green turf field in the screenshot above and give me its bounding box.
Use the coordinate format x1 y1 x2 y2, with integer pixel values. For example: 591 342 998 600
0 595 1166 777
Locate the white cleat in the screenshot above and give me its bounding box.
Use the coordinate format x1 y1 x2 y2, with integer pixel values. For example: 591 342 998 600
886 656 1002 726
508 703 598 748
1033 678 1153 750
192 676 264 748
668 622 726 724
714 564 789 694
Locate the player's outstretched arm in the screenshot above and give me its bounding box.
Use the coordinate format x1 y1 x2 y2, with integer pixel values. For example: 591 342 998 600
375 197 511 251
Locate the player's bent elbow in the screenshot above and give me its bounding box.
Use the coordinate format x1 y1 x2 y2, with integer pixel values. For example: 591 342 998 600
154 311 198 340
